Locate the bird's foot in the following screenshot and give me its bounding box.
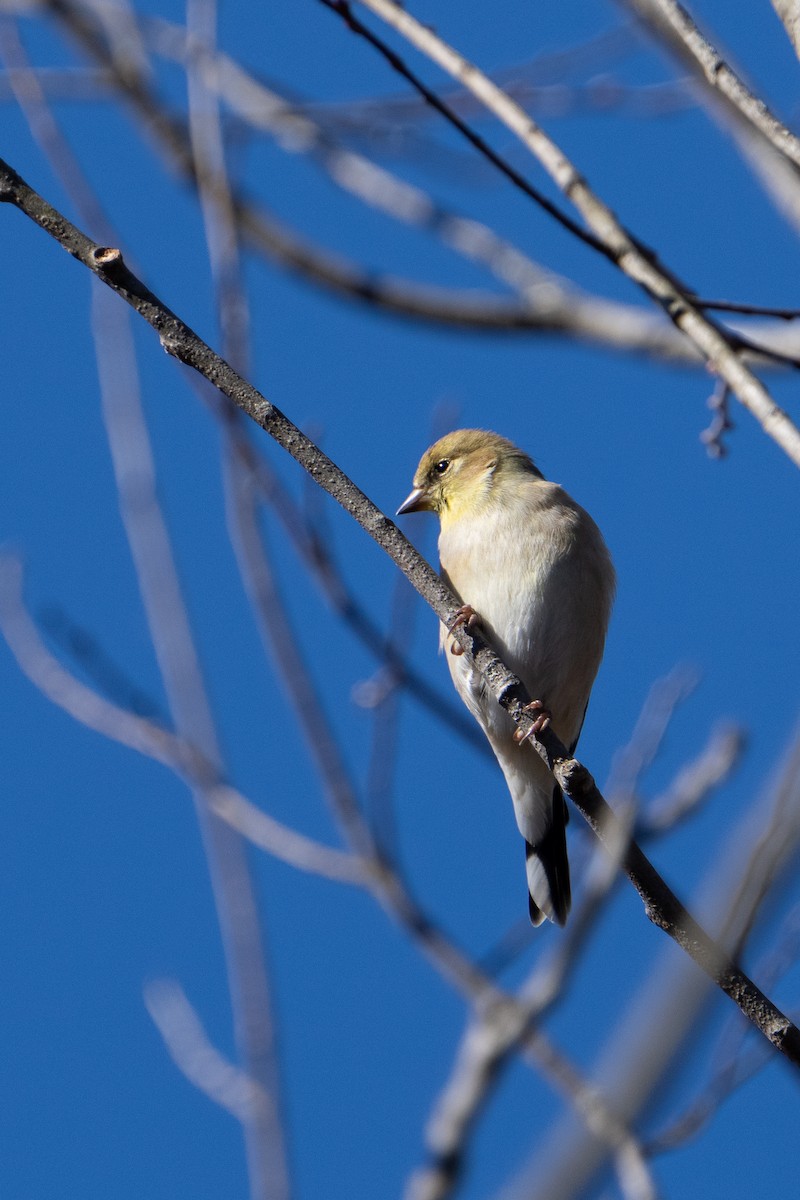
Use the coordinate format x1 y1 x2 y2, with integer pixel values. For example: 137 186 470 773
514 700 552 743
448 604 480 656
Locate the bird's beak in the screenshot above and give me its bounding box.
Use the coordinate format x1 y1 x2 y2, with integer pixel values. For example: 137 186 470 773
396 487 427 516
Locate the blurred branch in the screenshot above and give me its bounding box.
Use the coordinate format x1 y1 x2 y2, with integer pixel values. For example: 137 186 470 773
479 710 745 1185
408 802 645 1200
359 571 418 854
181 7 416 876
2 157 799 1064
144 979 277 1126
224 458 379 860
306 24 686 133
410 1018 657 1200
147 17 596 296
184 0 249 371
0 552 666 1188
639 723 745 836
332 0 800 467
0 44 290 1198
725 727 800 959
184 0 379 870
479 684 742 977
603 669 745 839
0 554 367 885
699 380 734 459
0 63 112 98
0 14 110 234
408 673 738 1200
4 1 483 761
318 0 607 257
170 366 484 752
93 194 290 1200
605 667 699 802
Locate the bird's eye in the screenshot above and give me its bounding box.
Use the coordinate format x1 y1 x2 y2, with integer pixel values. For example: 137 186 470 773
434 459 450 476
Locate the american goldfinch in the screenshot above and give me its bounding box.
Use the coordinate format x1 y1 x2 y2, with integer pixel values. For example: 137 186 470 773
398 429 614 925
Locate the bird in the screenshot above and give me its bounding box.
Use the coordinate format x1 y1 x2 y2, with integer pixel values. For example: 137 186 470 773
397 429 614 925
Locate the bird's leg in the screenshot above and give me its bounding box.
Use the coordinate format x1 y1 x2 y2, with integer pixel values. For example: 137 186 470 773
448 604 480 656
513 699 552 743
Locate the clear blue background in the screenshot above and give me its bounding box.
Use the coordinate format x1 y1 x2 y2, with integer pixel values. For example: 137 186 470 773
2 2 800 1198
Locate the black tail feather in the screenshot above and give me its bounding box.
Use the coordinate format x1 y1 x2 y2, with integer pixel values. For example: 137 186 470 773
525 788 571 926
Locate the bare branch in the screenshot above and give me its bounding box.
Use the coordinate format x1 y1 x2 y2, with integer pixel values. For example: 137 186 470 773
91 275 290 1200
640 723 745 836
147 18 588 298
408 1001 658 1200
144 979 276 1126
405 672 734 1200
605 668 698 800
230 425 488 754
0 64 113 98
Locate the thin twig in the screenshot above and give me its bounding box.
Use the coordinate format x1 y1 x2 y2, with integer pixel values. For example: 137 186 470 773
694 298 800 319
646 900 800 1154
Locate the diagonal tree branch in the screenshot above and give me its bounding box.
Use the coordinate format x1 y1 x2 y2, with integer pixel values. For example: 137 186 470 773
2 154 800 1067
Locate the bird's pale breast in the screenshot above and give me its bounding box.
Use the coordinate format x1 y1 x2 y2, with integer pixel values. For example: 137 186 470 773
439 480 612 750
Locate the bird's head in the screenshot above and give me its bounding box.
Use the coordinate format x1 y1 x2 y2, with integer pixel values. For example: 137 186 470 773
397 429 541 526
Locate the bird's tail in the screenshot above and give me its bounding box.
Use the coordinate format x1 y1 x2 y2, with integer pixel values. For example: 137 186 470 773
525 787 571 926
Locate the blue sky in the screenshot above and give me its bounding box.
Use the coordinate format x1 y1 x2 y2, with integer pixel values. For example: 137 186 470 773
2 2 800 1198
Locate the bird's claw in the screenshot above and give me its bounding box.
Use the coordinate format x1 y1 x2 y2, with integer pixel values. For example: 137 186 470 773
514 700 552 743
448 604 480 656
